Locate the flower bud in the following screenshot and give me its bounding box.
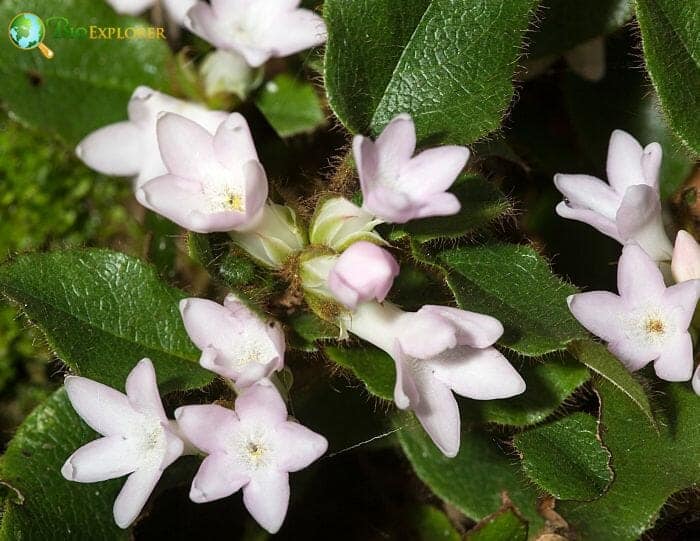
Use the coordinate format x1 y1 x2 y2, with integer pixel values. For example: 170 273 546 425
201 50 262 101
309 196 384 251
230 203 307 268
327 241 399 310
672 230 700 283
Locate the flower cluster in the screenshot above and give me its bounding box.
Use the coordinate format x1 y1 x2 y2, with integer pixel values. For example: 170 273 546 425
62 295 327 533
554 131 700 387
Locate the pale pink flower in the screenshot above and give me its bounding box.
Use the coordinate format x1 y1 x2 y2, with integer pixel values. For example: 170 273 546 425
61 359 184 528
106 0 196 24
136 112 268 233
76 86 227 188
343 302 525 457
672 230 700 283
175 381 327 533
353 114 470 224
179 294 285 387
185 0 327 68
327 241 400 310
568 244 700 381
554 130 672 260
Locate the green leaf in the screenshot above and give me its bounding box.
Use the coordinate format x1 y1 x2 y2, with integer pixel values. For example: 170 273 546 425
558 379 700 540
324 0 538 145
410 505 461 541
0 249 212 392
387 175 511 243
568 339 656 427
529 0 633 58
0 0 172 145
288 312 338 351
397 418 543 533
514 412 613 501
563 33 694 199
464 356 590 427
323 345 395 401
438 244 587 356
0 388 125 540
464 505 528 541
255 74 326 138
636 0 700 155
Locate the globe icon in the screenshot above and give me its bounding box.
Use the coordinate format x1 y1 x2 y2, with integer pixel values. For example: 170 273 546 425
8 12 53 58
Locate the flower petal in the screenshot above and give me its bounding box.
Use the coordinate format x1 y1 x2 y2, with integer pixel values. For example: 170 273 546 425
399 146 470 196
61 436 139 483
162 0 197 24
654 332 693 382
137 174 237 233
567 292 625 343
553 174 620 220
184 2 225 46
641 142 662 188
156 113 217 180
243 471 290 534
413 192 461 219
174 404 239 454
76 122 143 177
273 422 328 472
663 279 700 330
393 349 420 409
106 0 154 16
189 454 250 503
353 135 379 198
375 114 416 171
429 346 526 400
417 306 504 348
241 160 269 224
608 338 658 372
112 468 162 529
235 382 288 426
617 244 667 300
397 311 458 359
616 184 672 261
692 365 700 396
555 202 621 241
213 113 259 169
125 358 166 420
64 376 138 436
260 8 327 58
411 372 461 458
606 129 645 192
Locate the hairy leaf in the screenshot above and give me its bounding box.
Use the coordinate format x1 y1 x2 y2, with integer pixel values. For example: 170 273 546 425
568 339 655 427
397 418 543 533
464 505 528 541
636 0 700 155
324 0 538 145
323 345 394 401
438 244 587 356
0 388 125 540
0 0 171 145
514 412 613 500
0 249 212 392
559 380 700 540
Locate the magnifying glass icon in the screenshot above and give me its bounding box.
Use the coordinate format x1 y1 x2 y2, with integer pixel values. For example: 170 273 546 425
8 12 54 59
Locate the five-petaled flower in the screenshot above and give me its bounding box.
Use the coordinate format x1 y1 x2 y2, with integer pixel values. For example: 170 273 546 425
61 359 184 528
77 86 227 188
185 0 327 68
327 241 400 310
180 294 285 387
136 112 268 233
175 380 328 533
353 114 470 224
554 129 673 261
568 244 700 381
343 302 525 457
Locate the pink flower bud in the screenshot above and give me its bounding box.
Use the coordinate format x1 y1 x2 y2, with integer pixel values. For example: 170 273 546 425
672 230 700 283
327 241 400 310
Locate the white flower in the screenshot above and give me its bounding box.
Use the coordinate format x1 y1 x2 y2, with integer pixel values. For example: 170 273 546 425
61 359 184 528
185 0 327 68
76 86 227 188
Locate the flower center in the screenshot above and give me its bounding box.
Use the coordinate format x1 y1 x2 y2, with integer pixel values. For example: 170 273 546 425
645 318 665 335
203 183 246 214
134 417 168 469
237 432 271 470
